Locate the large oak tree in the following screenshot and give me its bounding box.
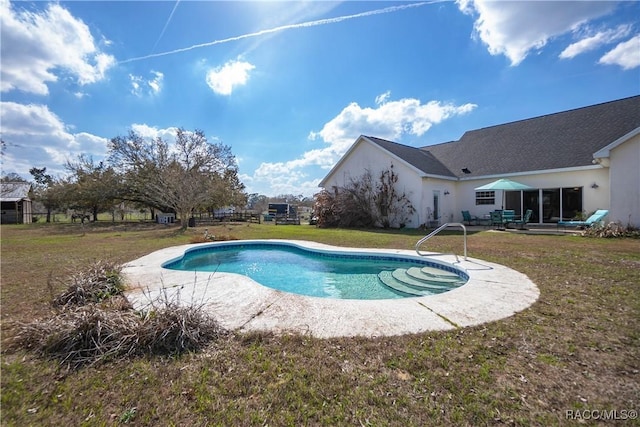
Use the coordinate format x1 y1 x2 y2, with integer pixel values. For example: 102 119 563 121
108 128 246 229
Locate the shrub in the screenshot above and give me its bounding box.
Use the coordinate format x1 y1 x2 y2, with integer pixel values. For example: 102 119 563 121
581 222 640 238
51 260 124 308
314 164 415 228
9 262 225 369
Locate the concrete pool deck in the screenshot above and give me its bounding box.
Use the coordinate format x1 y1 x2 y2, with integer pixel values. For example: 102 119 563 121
122 240 539 338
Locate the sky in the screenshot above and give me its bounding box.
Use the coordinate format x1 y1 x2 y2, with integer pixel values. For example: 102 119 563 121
1 0 639 198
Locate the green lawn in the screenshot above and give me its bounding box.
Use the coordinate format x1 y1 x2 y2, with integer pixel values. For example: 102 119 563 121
1 221 639 426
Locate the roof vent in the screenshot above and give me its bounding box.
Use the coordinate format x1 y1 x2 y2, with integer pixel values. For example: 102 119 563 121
462 168 471 174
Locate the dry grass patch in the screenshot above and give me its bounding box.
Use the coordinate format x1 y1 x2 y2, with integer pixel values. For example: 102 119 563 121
1 222 639 426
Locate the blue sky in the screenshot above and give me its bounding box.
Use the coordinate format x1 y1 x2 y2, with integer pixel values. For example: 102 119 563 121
2 0 639 197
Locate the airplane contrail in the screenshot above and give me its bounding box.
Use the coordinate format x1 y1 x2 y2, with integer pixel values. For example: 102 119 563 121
150 0 181 54
119 2 432 64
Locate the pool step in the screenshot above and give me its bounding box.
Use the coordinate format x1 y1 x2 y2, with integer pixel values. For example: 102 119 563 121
416 266 461 279
405 267 462 284
377 271 434 296
378 268 465 296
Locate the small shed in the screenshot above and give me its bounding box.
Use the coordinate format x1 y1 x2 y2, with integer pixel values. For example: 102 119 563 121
1 182 33 224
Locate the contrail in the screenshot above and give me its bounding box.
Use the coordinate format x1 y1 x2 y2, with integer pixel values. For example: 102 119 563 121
119 2 432 64
150 0 181 54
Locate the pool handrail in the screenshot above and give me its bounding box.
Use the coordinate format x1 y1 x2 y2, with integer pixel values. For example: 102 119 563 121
415 222 467 261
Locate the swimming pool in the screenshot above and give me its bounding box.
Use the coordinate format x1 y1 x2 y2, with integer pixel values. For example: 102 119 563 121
123 240 540 337
163 242 468 299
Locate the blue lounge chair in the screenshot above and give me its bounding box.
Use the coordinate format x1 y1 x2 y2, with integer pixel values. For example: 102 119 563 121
557 210 608 229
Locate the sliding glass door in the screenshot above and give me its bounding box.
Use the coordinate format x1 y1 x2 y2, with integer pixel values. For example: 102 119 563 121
506 187 583 223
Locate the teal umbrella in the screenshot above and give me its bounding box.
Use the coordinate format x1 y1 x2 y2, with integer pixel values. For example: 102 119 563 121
474 178 534 191
475 179 533 209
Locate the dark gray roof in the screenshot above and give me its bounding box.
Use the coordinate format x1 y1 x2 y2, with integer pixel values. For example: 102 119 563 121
364 136 456 178
423 95 640 178
364 96 640 179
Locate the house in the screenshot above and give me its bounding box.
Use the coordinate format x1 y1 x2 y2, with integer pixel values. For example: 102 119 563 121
0 182 33 224
319 95 640 228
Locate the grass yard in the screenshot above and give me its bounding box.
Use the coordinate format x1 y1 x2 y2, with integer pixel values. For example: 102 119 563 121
1 221 639 426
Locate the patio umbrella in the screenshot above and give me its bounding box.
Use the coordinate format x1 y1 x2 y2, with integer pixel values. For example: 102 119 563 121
475 178 533 209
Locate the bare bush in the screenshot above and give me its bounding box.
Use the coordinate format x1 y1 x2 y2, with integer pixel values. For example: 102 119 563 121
51 260 124 308
314 165 415 228
582 221 640 238
10 305 139 369
8 263 225 370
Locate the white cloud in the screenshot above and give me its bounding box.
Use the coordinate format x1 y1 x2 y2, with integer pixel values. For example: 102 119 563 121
0 102 108 177
0 0 115 95
599 35 640 70
129 71 164 97
458 0 616 66
130 123 177 141
206 59 255 95
560 25 631 59
148 71 164 94
308 95 477 163
244 94 476 196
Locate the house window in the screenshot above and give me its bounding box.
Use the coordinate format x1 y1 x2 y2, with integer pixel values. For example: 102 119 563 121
475 191 495 205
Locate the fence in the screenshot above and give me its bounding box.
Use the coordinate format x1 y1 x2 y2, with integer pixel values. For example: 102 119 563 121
189 212 261 226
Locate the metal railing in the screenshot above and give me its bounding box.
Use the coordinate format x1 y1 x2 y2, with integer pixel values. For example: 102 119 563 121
415 222 467 261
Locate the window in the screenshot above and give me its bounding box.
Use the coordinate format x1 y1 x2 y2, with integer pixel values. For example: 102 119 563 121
475 191 495 205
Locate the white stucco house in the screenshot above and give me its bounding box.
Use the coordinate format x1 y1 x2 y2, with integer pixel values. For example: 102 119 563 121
319 95 640 228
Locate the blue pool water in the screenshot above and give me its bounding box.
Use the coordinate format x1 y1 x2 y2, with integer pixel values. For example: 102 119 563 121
163 242 467 300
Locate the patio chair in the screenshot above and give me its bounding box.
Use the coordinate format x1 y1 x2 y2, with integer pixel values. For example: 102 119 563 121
502 210 516 227
557 209 608 229
490 211 504 229
461 210 478 225
513 209 533 230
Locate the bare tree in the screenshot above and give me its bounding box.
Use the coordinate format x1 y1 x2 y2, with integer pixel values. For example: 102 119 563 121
108 128 245 230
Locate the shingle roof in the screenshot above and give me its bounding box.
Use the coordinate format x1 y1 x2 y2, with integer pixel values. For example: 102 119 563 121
423 95 640 178
364 136 456 178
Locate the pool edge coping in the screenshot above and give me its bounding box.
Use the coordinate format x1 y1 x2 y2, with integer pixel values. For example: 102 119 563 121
122 239 540 338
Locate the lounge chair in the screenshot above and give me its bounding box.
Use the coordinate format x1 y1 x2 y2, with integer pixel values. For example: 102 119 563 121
557 209 608 229
513 209 533 230
461 210 478 225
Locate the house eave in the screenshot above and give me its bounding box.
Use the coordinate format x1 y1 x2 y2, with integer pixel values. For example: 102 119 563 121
593 126 640 159
457 164 605 181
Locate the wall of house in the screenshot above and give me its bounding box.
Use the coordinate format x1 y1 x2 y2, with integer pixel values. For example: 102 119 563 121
608 134 640 227
321 140 425 227
454 168 610 224
418 178 457 227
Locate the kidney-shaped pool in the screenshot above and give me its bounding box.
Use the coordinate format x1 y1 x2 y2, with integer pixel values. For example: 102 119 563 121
122 239 540 337
163 241 469 300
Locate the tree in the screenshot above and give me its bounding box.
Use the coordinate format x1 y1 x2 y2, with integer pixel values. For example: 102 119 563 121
108 128 245 230
64 155 122 221
29 167 57 223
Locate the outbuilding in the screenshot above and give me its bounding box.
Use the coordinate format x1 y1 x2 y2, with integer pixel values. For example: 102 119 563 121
1 182 33 224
